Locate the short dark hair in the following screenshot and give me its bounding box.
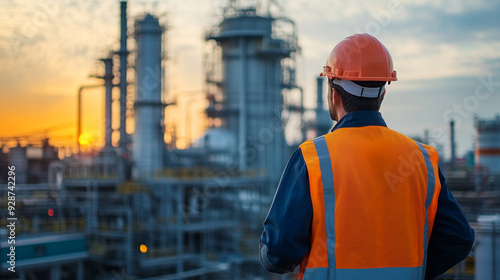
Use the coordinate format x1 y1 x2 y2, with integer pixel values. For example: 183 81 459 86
329 79 386 113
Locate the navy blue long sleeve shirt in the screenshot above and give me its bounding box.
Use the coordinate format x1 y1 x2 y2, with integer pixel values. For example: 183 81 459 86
260 111 475 279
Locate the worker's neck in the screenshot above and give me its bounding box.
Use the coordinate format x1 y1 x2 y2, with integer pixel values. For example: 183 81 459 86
335 106 347 122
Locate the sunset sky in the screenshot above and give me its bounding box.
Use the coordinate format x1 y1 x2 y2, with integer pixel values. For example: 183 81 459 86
1 0 500 159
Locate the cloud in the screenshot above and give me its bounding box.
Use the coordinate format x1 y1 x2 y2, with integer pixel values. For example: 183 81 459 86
1 0 499 159
404 0 496 15
390 40 500 81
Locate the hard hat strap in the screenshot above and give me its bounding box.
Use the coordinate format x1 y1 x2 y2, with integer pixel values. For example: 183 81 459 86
333 79 385 98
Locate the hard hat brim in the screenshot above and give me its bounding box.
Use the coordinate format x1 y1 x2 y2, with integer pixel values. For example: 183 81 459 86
319 71 397 82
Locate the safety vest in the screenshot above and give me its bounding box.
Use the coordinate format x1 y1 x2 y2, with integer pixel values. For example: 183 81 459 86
298 125 441 280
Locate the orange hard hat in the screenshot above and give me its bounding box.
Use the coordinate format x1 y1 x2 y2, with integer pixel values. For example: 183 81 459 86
320 33 397 81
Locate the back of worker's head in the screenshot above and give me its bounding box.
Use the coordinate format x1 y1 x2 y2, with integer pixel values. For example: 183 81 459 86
329 79 386 112
321 33 396 115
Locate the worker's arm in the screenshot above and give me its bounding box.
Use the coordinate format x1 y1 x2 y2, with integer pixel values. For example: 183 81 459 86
260 149 313 274
425 168 475 280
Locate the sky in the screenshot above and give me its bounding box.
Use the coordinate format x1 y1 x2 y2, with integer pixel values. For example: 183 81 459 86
1 0 500 160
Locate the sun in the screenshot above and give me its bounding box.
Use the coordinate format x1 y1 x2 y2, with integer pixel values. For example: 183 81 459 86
79 132 93 146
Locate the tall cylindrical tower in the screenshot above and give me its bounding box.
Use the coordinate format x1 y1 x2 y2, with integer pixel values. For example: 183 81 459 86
450 120 456 169
119 1 128 150
206 6 299 178
133 14 164 178
316 76 332 136
100 57 114 148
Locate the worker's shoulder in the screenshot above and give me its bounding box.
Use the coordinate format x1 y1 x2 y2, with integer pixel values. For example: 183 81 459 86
386 127 440 155
298 133 333 152
298 138 315 151
298 129 354 150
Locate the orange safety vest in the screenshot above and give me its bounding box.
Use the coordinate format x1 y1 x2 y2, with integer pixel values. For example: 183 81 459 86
298 125 441 280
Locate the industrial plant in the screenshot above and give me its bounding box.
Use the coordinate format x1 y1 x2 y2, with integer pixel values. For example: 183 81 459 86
1 1 500 280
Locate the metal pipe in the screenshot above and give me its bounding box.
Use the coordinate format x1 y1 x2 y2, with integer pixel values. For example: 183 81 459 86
176 185 184 275
238 37 247 171
126 207 133 275
294 86 304 143
185 97 202 147
315 76 324 139
450 120 456 169
77 84 103 154
273 57 283 178
493 220 496 280
101 58 114 148
316 76 324 109
119 1 128 149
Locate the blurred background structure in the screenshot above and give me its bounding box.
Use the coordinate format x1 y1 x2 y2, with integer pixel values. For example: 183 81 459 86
1 0 500 279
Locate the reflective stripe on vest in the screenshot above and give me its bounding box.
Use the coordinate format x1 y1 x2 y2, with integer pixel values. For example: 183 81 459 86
300 133 440 280
417 141 435 274
313 136 336 278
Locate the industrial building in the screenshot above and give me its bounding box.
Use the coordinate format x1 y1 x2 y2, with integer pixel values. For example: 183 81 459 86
1 1 308 279
1 1 500 280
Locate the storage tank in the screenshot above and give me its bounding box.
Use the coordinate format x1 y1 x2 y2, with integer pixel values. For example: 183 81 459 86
475 215 500 280
475 115 500 174
133 14 164 178
206 5 299 179
192 128 236 166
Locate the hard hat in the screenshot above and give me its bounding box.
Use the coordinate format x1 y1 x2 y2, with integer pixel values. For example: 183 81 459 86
320 33 397 81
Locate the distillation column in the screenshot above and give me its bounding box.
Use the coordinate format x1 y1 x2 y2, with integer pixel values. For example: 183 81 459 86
133 14 164 178
207 7 298 178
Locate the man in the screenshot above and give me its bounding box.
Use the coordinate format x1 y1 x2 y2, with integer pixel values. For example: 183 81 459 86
260 33 474 280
